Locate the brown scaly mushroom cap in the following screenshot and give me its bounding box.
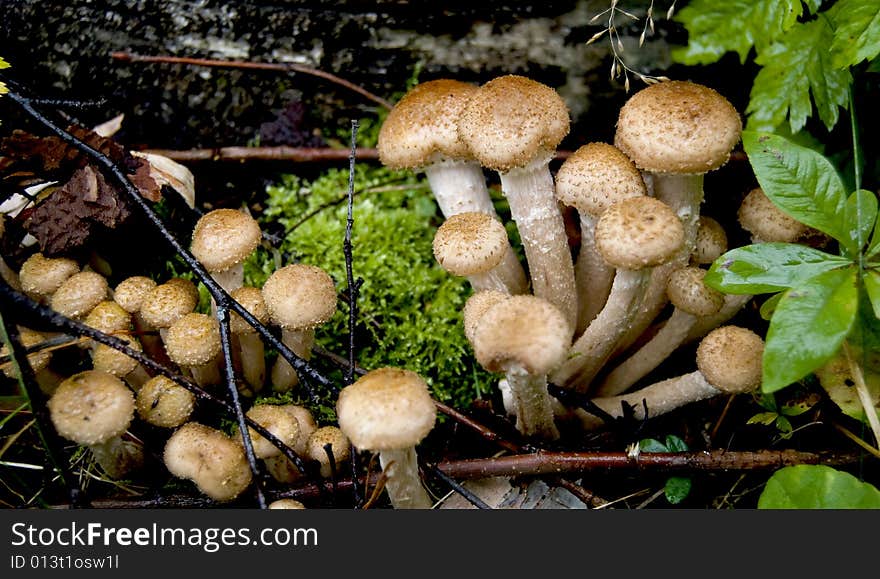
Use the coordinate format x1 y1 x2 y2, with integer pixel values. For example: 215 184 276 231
614 80 742 175
432 212 510 276
139 280 199 330
280 404 318 455
458 74 570 173
136 375 195 428
91 334 143 377
666 267 725 317
336 367 436 452
555 142 647 217
692 216 728 265
163 312 221 367
190 209 263 274
1 327 52 376
696 325 764 393
306 425 351 477
738 187 811 243
594 196 685 270
378 79 479 169
84 300 133 336
50 270 109 319
18 253 80 301
241 404 301 459
472 295 573 376
163 422 252 502
229 286 269 335
462 290 510 345
113 276 157 314
262 264 337 331
47 370 135 446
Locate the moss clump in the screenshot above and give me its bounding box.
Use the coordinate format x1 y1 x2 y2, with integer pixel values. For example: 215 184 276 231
250 163 497 412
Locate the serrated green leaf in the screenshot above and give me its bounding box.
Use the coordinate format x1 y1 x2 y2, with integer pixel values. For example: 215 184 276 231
638 438 668 453
664 476 692 505
748 411 781 426
705 242 850 294
760 292 784 321
758 464 880 508
671 0 809 65
829 0 880 68
742 131 849 241
864 269 880 319
763 266 859 392
746 17 851 133
841 190 879 256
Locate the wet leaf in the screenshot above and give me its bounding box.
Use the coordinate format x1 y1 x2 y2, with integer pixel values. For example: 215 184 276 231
758 464 880 508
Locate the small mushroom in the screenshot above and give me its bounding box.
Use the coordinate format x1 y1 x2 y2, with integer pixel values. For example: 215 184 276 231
138 279 199 343
163 312 223 388
1 326 64 395
47 370 143 478
462 290 510 344
458 74 578 326
190 208 262 296
336 367 437 509
163 422 252 502
432 212 528 295
18 252 80 304
263 405 318 484
90 333 151 391
229 285 270 395
378 79 497 218
50 270 109 321
238 404 301 460
135 374 195 428
113 275 163 360
305 425 351 478
691 216 728 266
575 326 764 430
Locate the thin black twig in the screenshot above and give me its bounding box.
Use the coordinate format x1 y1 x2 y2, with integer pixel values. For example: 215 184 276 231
424 463 492 510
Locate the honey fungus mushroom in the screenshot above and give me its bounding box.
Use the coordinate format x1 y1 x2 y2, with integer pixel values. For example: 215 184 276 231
190 208 262 296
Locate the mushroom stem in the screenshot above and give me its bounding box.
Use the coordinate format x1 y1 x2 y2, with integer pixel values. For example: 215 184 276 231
272 328 315 392
378 447 434 509
505 368 560 440
573 215 613 333
89 435 145 479
210 264 244 296
236 332 266 392
466 255 528 294
500 155 578 325
188 355 222 388
684 293 753 344
423 160 497 217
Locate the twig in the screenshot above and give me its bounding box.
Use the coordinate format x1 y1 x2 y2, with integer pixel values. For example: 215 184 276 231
423 463 491 509
343 120 360 386
138 146 380 163
110 52 394 111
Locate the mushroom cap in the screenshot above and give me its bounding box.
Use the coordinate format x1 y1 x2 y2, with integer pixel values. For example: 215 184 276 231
242 404 301 459
164 312 221 367
268 499 306 509
458 74 570 172
136 375 195 428
83 300 132 336
139 281 199 329
432 212 510 276
378 79 479 169
50 270 109 319
692 216 728 265
738 187 810 243
594 196 685 270
306 425 351 477
229 286 269 334
262 264 337 331
47 370 135 445
554 142 647 217
279 404 318 455
190 209 262 273
696 325 764 393
163 422 252 502
614 80 742 175
19 253 80 300
1 327 52 376
462 290 510 345
165 277 200 305
91 334 143 377
336 367 436 452
113 276 157 314
666 267 724 316
471 294 573 375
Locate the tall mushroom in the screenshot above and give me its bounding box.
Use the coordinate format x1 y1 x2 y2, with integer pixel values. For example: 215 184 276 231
458 74 578 326
575 326 764 430
190 208 263 296
47 370 143 478
336 367 437 509
470 294 572 440
612 80 742 356
554 142 648 334
262 264 337 393
432 211 528 294
550 196 685 392
377 78 497 218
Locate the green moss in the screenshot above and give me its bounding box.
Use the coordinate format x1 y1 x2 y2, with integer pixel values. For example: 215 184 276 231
251 164 498 411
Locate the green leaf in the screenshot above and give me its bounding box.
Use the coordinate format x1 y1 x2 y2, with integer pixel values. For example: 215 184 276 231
664 434 689 453
748 411 781 426
746 17 852 133
864 269 880 319
758 465 880 508
759 293 784 321
867 211 880 260
829 0 880 68
671 0 811 65
763 266 859 392
742 131 849 241
774 415 793 435
841 190 879 256
638 438 668 453
664 476 692 505
705 242 850 294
